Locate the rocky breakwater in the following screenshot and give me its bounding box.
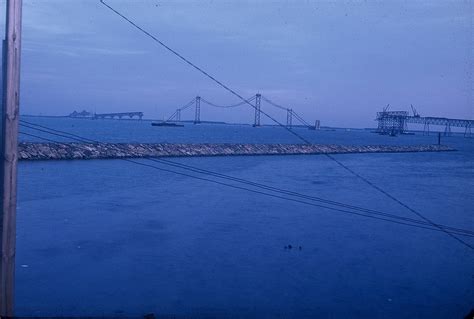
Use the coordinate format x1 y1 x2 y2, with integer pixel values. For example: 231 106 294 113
18 142 455 161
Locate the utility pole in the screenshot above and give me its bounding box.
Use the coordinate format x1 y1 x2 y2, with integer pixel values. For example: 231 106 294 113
0 0 22 316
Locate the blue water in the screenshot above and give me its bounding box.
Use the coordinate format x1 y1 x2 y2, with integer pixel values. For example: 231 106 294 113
16 117 474 318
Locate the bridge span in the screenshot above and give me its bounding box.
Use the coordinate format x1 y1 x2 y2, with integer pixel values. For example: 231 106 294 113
376 109 473 137
94 112 143 120
164 94 319 129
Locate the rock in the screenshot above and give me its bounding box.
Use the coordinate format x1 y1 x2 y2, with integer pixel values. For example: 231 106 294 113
17 142 456 161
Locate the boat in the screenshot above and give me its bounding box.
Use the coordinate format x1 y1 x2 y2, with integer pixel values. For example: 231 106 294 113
151 122 184 127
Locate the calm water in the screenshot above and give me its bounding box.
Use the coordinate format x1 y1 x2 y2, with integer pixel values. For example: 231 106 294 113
16 117 474 318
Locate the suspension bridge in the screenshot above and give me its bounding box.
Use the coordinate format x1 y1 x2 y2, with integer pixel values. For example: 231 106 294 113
162 94 319 129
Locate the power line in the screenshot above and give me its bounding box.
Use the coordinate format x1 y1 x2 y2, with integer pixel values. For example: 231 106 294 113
20 120 474 237
20 123 92 143
261 95 312 127
147 157 474 236
19 121 474 239
21 128 474 237
120 159 474 237
325 154 474 250
19 132 60 144
291 110 312 127
20 119 98 143
259 92 472 247
82 0 474 250
99 0 312 144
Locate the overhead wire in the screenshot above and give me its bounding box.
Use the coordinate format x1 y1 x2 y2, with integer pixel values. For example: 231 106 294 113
260 93 473 248
325 154 474 249
93 0 474 250
99 0 312 144
19 131 60 144
261 95 312 127
292 111 312 127
147 156 474 237
19 120 474 239
112 159 474 237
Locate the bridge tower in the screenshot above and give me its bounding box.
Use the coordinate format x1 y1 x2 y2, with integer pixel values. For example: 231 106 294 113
253 93 261 127
286 108 293 128
314 120 320 130
194 96 201 124
176 109 181 122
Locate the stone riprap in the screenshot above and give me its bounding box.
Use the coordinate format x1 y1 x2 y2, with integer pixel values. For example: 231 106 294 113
18 142 455 161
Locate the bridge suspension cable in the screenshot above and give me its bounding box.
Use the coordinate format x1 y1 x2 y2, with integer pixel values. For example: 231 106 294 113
98 0 474 251
18 120 474 240
261 95 287 111
261 95 312 127
166 98 195 122
179 99 196 111
201 95 256 108
99 0 312 144
166 95 257 122
292 110 312 127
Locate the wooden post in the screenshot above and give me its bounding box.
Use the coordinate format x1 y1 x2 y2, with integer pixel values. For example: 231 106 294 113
0 0 22 316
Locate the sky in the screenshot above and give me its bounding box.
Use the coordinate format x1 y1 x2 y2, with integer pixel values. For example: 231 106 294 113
1 0 473 127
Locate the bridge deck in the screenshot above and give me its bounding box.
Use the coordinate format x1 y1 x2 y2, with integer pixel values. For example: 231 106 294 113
94 112 143 119
405 116 473 127
376 111 472 136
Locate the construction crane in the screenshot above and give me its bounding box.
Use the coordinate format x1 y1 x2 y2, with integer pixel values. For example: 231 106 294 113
411 104 420 117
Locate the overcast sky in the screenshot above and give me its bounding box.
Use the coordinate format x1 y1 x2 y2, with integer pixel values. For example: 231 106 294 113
2 0 473 127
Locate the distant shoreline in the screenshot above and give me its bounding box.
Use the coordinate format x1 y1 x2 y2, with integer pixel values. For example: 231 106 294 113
21 114 471 134
20 114 350 131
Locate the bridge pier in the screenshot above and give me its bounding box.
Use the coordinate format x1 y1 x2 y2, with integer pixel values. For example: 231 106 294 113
375 111 408 135
253 93 261 127
444 123 452 136
314 120 320 130
423 121 430 135
465 123 472 138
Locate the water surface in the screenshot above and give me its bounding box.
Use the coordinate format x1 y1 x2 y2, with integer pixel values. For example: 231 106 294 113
16 117 474 318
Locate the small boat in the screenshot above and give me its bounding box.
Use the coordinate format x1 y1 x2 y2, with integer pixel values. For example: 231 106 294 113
151 122 184 127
